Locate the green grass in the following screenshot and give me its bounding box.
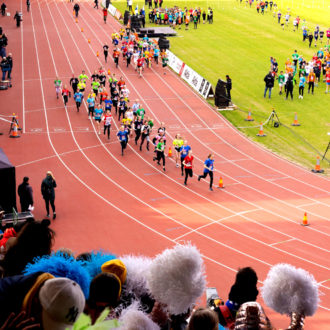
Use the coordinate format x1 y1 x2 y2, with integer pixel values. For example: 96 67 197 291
113 0 330 172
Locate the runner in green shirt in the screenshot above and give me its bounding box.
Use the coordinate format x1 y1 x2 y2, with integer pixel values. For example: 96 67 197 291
292 50 299 68
79 70 88 83
91 80 100 97
136 106 145 120
54 78 62 99
153 137 166 171
162 54 168 75
277 71 285 95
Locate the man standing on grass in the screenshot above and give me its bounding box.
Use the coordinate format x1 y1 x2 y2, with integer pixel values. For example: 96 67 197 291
226 75 232 101
264 71 274 99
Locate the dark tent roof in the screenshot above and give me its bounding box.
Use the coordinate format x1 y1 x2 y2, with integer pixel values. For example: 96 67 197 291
0 148 14 169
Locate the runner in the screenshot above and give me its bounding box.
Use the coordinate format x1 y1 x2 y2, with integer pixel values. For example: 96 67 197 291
61 85 71 106
173 134 184 167
99 87 108 105
54 77 62 99
73 89 83 112
77 80 86 93
79 70 88 84
102 6 108 24
140 119 151 151
161 51 168 75
298 73 306 99
113 48 120 68
103 44 109 63
183 150 194 186
180 140 191 176
117 125 129 156
325 70 330 93
94 103 103 134
307 69 316 94
102 109 112 139
91 78 100 98
69 74 79 95
137 55 145 77
133 115 143 145
118 96 127 121
153 137 166 171
277 71 285 95
122 113 132 136
104 95 112 112
87 93 95 118
198 154 215 191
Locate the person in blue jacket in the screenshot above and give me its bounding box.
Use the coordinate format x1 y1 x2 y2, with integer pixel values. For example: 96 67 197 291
198 154 215 191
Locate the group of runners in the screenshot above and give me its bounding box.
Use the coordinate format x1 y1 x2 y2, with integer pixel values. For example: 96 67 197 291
148 6 213 29
103 30 168 77
266 46 330 99
53 28 215 189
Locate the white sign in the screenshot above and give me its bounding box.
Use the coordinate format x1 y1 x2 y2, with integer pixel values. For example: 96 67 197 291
166 50 184 75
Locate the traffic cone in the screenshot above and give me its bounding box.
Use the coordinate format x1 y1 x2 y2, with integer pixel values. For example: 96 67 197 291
108 69 111 75
301 212 309 226
311 156 324 173
96 51 99 57
81 27 84 32
168 147 172 157
291 112 301 126
88 39 91 43
75 18 78 23
9 123 20 138
218 177 224 189
245 110 254 121
256 122 266 137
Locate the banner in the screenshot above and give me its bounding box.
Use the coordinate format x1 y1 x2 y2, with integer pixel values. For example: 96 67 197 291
166 50 184 75
108 5 117 16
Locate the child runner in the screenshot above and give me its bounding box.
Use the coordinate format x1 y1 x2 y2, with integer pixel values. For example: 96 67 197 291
198 154 215 191
183 149 194 186
73 90 83 112
117 125 129 156
173 134 184 167
102 109 112 139
54 77 62 99
277 71 285 95
61 85 71 106
180 140 191 176
87 93 95 118
103 44 109 63
94 103 103 134
153 137 166 171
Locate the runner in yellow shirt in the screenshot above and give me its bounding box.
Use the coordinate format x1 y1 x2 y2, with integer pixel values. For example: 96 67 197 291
173 134 184 167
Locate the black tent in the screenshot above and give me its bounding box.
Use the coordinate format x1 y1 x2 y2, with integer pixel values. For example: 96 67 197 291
0 148 16 212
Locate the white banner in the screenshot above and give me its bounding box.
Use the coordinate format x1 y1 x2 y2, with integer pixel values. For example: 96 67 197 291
101 0 117 16
166 50 184 75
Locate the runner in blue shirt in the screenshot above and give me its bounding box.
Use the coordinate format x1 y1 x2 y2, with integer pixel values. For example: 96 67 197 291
298 74 306 99
198 154 215 191
117 125 129 156
94 104 103 135
87 93 95 118
104 96 113 112
73 90 83 112
154 47 160 65
180 140 191 176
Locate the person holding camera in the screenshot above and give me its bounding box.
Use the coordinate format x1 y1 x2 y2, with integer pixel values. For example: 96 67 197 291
41 171 57 219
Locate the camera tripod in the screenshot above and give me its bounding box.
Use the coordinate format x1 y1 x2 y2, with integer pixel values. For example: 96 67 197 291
266 109 281 127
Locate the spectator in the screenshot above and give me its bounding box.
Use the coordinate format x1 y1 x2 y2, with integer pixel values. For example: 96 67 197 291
0 219 55 276
17 177 33 212
13 11 22 28
0 32 8 58
26 0 30 12
187 308 218 330
263 71 274 98
6 52 12 85
285 73 294 100
226 75 232 101
41 171 57 219
1 2 6 16
0 56 10 81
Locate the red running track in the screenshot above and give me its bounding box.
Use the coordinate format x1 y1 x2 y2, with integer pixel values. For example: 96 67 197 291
1 1 329 328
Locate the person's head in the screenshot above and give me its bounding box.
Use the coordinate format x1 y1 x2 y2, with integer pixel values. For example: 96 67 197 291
46 171 54 179
120 125 125 131
183 139 188 146
39 277 85 330
226 75 230 79
208 153 214 160
228 267 258 306
187 150 192 156
86 273 121 324
82 70 85 74
106 110 111 115
23 176 29 184
280 70 283 75
2 219 55 276
187 308 218 330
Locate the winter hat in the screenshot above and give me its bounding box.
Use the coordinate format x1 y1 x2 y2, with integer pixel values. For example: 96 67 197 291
39 278 85 330
101 259 127 285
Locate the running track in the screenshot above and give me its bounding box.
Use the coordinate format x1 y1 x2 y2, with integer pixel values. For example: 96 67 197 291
1 1 329 328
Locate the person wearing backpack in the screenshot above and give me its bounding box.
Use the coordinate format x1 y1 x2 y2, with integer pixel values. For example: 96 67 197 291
41 171 57 219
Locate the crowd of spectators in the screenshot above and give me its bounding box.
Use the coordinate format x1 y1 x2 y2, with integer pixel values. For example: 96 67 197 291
0 216 320 330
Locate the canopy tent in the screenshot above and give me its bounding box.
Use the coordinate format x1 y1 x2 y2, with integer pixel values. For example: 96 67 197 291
0 148 16 212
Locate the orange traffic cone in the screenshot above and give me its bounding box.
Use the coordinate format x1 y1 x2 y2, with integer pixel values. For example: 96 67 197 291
75 18 78 23
96 51 99 57
311 156 324 173
108 69 111 75
81 27 84 32
245 110 254 121
88 39 91 43
291 112 300 126
256 122 266 137
218 177 224 189
168 147 172 157
9 122 20 138
301 212 309 226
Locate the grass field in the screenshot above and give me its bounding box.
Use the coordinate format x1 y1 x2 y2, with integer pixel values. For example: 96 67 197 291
113 0 330 172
